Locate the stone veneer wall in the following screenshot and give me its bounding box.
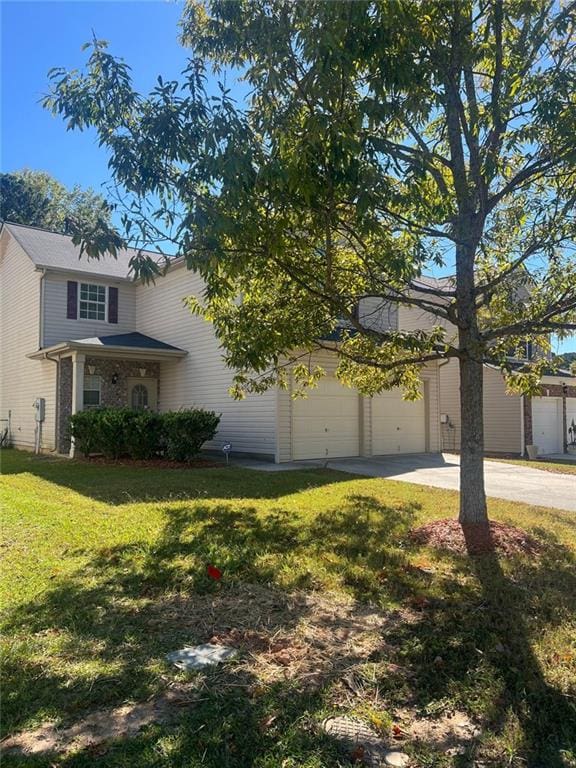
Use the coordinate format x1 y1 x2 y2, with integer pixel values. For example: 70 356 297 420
84 357 160 409
57 357 73 454
523 396 533 448
56 357 161 453
539 383 576 398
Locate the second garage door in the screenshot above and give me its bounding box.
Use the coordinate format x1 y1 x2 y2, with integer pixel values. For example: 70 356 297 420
532 397 561 454
292 377 360 460
372 387 426 455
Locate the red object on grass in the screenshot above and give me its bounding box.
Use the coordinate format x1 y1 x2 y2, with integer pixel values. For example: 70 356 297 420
207 564 222 580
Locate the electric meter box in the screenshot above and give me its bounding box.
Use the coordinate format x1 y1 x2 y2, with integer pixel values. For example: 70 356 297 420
34 398 46 422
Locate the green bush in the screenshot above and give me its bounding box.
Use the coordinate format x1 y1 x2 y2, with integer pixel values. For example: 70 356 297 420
95 408 130 459
67 410 99 457
123 410 162 460
68 407 220 461
161 409 221 462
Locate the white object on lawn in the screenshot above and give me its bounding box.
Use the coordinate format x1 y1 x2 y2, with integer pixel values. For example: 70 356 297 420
166 644 238 671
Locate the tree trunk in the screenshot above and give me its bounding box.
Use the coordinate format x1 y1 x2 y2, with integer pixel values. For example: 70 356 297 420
459 350 488 524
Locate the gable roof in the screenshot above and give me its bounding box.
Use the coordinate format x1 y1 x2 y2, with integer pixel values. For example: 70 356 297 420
2 221 164 281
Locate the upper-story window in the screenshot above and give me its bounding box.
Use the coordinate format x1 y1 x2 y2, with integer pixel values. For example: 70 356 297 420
79 283 107 321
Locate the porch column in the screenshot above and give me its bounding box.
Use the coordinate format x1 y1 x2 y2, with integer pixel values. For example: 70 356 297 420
69 352 85 458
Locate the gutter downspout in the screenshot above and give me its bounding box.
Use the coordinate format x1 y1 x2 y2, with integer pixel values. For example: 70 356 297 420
520 395 525 457
38 268 47 349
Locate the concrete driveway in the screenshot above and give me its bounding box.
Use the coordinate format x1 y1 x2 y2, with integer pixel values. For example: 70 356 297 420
325 453 574 512
236 453 573 511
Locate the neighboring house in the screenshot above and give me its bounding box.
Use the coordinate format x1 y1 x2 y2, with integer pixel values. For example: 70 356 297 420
399 296 576 456
0 222 441 461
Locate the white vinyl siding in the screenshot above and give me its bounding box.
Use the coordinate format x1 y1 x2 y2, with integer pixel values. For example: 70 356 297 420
357 297 398 332
135 264 277 458
276 350 440 461
0 229 57 451
42 271 136 347
439 360 522 454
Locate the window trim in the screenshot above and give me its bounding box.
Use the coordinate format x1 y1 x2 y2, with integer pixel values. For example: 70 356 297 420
83 374 102 409
78 282 108 323
131 383 149 411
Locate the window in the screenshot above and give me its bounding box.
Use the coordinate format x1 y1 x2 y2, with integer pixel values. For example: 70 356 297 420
83 375 101 409
507 341 534 361
131 383 149 410
79 283 106 321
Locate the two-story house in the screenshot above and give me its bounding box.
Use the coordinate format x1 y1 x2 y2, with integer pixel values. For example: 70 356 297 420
0 222 442 461
399 289 576 456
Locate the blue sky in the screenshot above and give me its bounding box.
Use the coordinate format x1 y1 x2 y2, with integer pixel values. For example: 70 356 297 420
2 0 574 355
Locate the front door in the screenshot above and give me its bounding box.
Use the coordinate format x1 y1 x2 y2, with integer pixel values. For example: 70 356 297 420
127 378 158 411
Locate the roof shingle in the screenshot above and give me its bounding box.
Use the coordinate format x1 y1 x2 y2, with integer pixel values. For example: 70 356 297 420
3 221 163 280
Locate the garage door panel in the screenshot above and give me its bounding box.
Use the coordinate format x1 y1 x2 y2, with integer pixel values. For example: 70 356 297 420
372 388 426 455
532 397 561 455
292 377 360 460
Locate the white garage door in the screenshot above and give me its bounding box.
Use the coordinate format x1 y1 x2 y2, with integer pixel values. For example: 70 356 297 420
292 377 360 460
565 397 576 445
372 387 426 455
532 397 561 455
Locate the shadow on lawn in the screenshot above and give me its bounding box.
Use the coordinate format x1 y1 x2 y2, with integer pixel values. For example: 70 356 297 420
3 494 576 768
1 496 419 742
1 449 355 504
384 529 576 768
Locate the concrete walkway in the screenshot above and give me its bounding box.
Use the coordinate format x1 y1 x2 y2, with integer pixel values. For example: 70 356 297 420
234 453 574 512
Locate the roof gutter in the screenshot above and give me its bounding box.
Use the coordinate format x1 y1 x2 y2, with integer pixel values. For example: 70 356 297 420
34 264 134 283
27 342 187 361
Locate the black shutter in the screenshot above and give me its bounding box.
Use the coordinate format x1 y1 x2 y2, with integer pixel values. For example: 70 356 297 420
67 281 78 319
108 286 118 324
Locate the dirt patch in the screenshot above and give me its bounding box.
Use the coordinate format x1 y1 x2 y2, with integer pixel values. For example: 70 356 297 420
394 707 481 754
1 585 416 757
83 456 222 469
408 518 542 556
187 585 418 687
0 687 195 757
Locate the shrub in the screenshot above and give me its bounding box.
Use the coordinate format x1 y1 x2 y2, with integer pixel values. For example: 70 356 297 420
161 409 221 462
68 410 99 457
123 410 162 460
68 407 220 461
92 408 128 459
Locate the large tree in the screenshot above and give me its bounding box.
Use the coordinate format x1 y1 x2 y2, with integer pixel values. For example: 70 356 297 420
0 169 117 250
44 1 576 527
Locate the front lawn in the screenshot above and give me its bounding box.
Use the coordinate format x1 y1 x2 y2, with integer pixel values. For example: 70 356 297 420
1 449 575 767
487 456 576 475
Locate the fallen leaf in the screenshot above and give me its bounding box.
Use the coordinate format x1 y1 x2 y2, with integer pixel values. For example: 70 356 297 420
207 564 222 580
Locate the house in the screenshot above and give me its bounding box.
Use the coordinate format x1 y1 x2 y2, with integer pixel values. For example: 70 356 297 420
0 222 442 461
439 360 576 456
400 297 576 456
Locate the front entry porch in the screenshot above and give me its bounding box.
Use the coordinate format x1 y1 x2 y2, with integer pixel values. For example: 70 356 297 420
28 332 187 455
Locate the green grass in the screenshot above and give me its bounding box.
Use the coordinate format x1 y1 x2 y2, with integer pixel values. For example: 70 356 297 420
1 449 575 768
486 456 576 475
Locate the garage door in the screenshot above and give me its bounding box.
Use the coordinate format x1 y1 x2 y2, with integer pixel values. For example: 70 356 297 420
372 387 426 455
532 397 561 454
292 377 360 460
565 397 576 446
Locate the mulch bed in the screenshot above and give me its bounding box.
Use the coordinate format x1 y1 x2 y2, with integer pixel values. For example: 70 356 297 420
84 456 223 469
409 518 542 556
